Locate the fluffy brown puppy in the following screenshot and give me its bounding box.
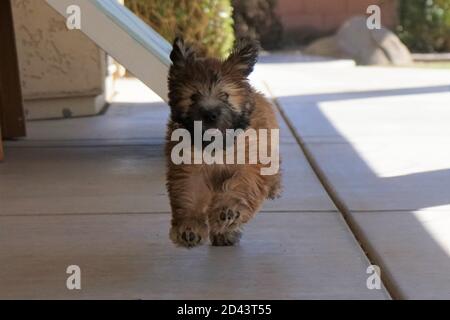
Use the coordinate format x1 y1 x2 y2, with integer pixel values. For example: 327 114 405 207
166 37 282 248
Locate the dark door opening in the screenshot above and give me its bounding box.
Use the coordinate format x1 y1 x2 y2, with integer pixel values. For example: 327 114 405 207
0 0 26 160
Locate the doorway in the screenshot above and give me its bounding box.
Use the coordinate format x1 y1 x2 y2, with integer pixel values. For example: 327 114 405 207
0 0 27 160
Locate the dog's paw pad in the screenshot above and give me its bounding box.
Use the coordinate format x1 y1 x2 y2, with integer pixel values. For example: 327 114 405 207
181 230 202 245
170 220 208 248
210 230 242 247
208 199 248 232
219 208 241 226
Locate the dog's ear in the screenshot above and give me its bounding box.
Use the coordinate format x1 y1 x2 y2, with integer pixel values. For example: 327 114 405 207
224 38 259 77
170 37 196 68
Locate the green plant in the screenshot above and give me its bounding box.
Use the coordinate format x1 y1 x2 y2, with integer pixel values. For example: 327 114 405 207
125 0 235 59
397 0 450 52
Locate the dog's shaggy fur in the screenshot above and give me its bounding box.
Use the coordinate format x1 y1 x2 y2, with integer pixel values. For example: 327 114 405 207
166 37 282 248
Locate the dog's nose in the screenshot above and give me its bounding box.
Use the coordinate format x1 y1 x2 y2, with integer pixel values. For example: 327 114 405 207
201 108 221 123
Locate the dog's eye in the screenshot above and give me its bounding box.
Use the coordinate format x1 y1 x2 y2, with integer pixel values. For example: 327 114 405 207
190 93 200 102
220 92 229 102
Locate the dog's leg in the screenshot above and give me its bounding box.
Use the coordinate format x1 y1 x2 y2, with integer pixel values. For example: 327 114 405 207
267 171 283 200
208 167 267 246
168 167 212 248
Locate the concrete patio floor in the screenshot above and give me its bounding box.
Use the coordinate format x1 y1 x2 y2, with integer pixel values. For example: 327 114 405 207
256 56 450 299
1 56 449 299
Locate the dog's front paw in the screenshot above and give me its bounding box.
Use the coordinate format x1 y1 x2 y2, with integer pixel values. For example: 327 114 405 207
170 218 208 248
210 229 242 247
209 199 247 233
218 207 241 228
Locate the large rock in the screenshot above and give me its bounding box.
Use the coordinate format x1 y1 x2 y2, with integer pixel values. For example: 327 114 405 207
304 16 413 66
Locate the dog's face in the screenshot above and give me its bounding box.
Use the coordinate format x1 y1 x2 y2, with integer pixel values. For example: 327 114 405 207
168 38 259 135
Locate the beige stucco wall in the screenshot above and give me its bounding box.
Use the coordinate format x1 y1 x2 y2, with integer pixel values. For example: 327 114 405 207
12 0 109 119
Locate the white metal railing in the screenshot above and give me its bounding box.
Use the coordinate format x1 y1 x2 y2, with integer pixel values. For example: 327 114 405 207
46 0 171 101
